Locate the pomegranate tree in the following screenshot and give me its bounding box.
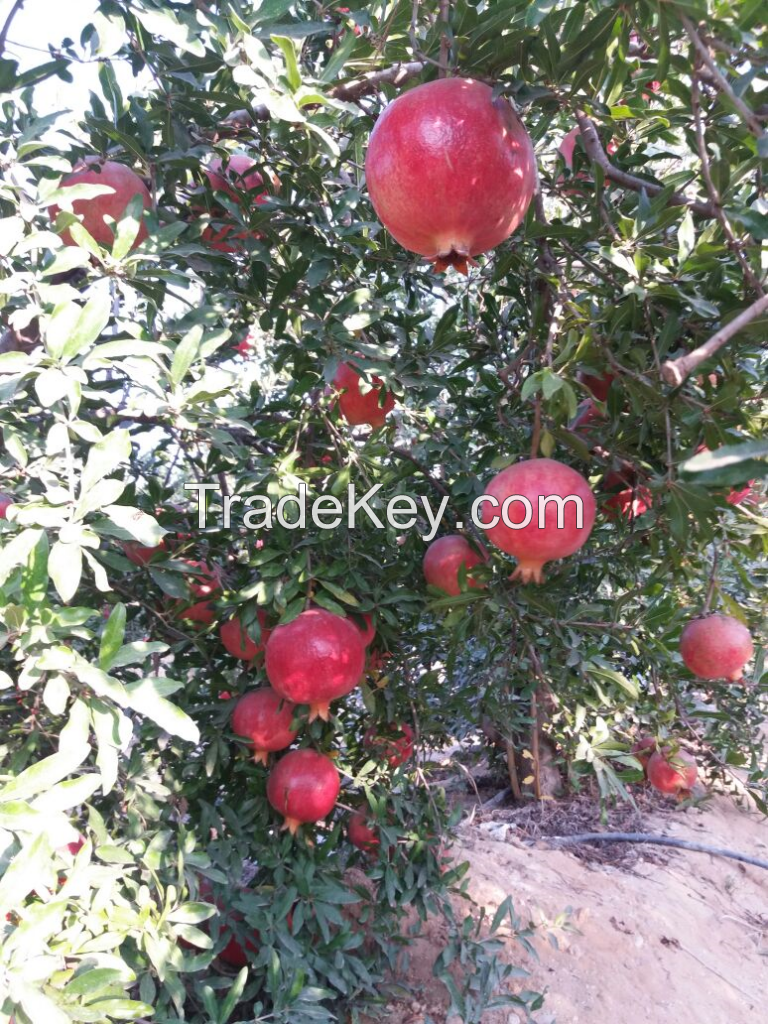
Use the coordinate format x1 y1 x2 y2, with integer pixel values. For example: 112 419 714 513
266 749 340 834
647 749 698 798
363 722 414 768
348 811 379 854
333 361 395 428
423 534 487 596
51 160 151 249
680 614 754 681
220 612 271 660
231 690 298 765
365 78 536 273
481 458 597 583
265 608 366 721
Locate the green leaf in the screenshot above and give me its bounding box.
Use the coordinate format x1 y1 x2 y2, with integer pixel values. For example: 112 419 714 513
104 505 165 544
679 440 768 486
170 324 203 387
272 36 301 91
677 210 694 263
0 746 90 804
35 366 71 407
61 286 112 362
30 772 102 814
109 640 169 669
84 999 155 1020
81 428 131 495
111 192 145 260
125 678 200 743
220 967 249 1023
49 541 83 604
99 602 127 669
64 968 131 998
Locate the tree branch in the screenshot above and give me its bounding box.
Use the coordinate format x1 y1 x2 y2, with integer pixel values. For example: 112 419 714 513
660 293 768 386
574 111 718 219
329 60 425 102
681 15 766 139
0 0 25 57
544 832 768 870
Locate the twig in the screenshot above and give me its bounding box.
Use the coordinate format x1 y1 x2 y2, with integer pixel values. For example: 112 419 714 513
660 293 768 386
438 0 450 78
390 446 449 497
530 688 542 801
329 60 425 102
544 832 768 870
574 111 717 219
530 398 542 459
681 15 766 139
0 0 25 57
504 743 523 802
701 545 718 614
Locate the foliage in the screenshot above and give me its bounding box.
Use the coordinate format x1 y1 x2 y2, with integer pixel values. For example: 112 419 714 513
0 0 766 1021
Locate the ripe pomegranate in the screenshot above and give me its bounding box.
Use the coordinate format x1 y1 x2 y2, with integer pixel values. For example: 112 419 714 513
568 398 601 435
220 612 271 660
365 78 536 273
231 689 298 765
191 879 259 966
423 534 487 596
348 811 379 854
647 749 697 798
183 560 223 598
333 361 395 428
577 370 615 402
51 160 151 249
602 486 652 521
630 737 657 774
0 492 13 519
266 748 340 834
355 613 376 647
558 131 617 191
265 608 366 721
203 154 273 252
121 539 166 566
680 614 754 682
363 722 414 768
180 600 217 627
481 458 596 583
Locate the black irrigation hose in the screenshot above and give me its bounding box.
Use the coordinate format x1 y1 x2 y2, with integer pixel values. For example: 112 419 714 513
545 832 768 870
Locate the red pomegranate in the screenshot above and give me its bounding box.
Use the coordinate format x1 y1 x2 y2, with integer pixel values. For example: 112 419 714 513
725 482 756 506
51 160 151 249
203 154 273 252
180 600 217 627
365 78 536 273
0 493 14 519
680 614 754 682
265 608 366 721
266 749 341 834
192 879 259 967
568 398 601 435
183 560 223 598
578 370 615 402
481 458 596 583
647 749 697 798
602 486 653 521
558 131 617 191
355 613 376 647
220 612 271 660
363 722 414 768
423 534 487 596
348 811 380 854
231 689 298 765
630 737 657 774
333 361 395 428
122 539 166 566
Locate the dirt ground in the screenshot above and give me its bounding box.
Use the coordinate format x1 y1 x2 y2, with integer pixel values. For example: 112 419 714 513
379 786 767 1024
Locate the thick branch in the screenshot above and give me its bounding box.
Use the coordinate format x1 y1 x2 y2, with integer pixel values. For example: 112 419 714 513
0 0 25 57
681 16 765 139
329 61 425 102
545 832 768 870
574 111 717 219
660 293 768 386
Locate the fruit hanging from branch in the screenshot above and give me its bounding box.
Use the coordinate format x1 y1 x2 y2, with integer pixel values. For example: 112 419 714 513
423 534 487 596
333 361 395 428
348 810 380 854
365 78 536 274
231 690 298 766
266 748 341 834
680 613 754 682
202 154 275 252
647 749 698 799
220 612 271 660
121 540 166 566
481 458 597 583
51 160 152 249
265 608 366 721
363 722 414 768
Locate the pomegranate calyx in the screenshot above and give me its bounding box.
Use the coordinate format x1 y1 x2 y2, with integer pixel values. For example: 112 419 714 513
308 701 331 723
510 560 546 585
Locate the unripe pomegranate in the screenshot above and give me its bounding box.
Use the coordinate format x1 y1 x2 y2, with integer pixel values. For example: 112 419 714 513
333 361 395 428
348 811 379 854
423 534 487 597
602 486 652 521
121 539 166 566
630 737 657 774
266 749 340 834
220 612 271 660
481 458 596 583
51 160 151 249
365 78 536 273
647 749 697 798
363 722 414 768
0 492 13 519
680 614 754 681
231 689 298 765
265 608 366 721
203 155 273 252
355 613 376 647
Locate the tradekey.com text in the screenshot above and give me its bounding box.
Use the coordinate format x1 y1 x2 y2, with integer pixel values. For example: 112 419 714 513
184 482 587 543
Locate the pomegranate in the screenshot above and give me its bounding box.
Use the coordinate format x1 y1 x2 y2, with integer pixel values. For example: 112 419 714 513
348 811 379 854
602 486 652 521
183 560 223 598
355 613 376 647
647 749 697 798
122 539 166 566
231 689 298 765
266 749 340 834
203 154 273 252
333 361 395 428
568 398 601 435
365 78 536 273
423 534 487 596
577 370 615 402
725 482 756 506
265 608 366 721
191 879 259 966
180 600 216 627
363 722 414 768
481 458 596 583
220 612 271 660
51 160 151 249
630 737 657 774
680 614 753 682
0 492 13 519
